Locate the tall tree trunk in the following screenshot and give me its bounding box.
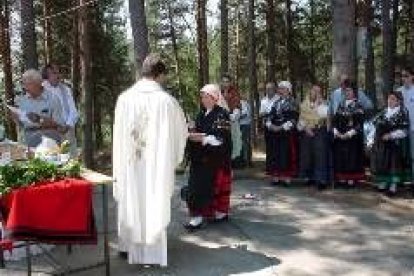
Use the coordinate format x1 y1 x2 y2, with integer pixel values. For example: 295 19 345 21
220 0 229 76
167 3 183 100
80 0 94 168
266 0 276 83
409 0 414 55
364 0 377 108
248 0 259 144
0 0 17 139
310 0 316 82
21 0 38 70
196 0 209 89
129 0 149 79
93 89 103 149
71 0 80 105
390 0 400 84
286 0 295 87
42 0 52 64
332 0 357 86
382 0 394 95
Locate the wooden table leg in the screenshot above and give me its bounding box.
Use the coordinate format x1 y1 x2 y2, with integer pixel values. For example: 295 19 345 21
0 247 5 268
26 241 31 276
102 185 110 276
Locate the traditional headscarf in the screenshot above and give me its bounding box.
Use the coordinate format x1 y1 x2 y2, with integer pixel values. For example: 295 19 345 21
278 81 292 92
200 84 229 110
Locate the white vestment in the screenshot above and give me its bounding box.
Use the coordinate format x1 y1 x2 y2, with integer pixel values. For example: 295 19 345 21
113 79 188 266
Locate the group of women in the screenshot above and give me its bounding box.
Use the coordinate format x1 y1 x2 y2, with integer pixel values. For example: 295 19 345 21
265 80 411 195
183 75 412 231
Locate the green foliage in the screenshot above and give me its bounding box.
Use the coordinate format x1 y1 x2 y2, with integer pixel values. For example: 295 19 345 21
0 159 81 195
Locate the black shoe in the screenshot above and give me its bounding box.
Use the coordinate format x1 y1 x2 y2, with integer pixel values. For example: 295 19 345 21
271 180 280 186
317 182 327 191
184 221 205 232
118 251 128 260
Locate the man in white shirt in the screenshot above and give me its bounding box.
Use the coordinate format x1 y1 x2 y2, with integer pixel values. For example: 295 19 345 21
398 66 414 180
42 64 79 157
259 82 279 173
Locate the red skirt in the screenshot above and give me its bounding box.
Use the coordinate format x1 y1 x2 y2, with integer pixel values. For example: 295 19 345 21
268 132 298 178
190 163 232 218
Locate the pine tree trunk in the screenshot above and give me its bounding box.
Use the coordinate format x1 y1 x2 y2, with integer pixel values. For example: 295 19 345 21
409 0 414 55
382 0 393 95
248 0 258 145
364 0 376 108
80 0 94 168
196 0 209 89
42 0 52 64
286 0 295 87
220 0 229 76
71 0 80 105
0 0 17 139
129 0 149 79
332 0 356 86
266 0 276 83
310 0 316 82
20 0 38 70
167 3 183 100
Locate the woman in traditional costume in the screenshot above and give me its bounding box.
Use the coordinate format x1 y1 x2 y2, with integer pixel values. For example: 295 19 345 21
298 84 330 190
332 82 365 187
221 75 243 163
185 84 232 231
266 81 299 185
371 91 410 195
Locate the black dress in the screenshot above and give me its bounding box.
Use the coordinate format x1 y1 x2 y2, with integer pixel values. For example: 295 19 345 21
187 105 232 213
333 100 365 181
267 96 299 178
372 107 411 183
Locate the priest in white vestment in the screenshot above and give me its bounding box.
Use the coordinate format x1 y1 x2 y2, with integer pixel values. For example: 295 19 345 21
113 54 188 266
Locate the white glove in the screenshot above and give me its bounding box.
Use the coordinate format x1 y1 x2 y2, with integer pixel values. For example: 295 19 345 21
202 135 222 146
297 120 306 131
345 129 357 138
333 128 340 138
389 130 407 140
282 121 293 131
265 121 272 129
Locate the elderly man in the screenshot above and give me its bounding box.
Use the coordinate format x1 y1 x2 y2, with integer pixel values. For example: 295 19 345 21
42 64 79 157
10 69 65 147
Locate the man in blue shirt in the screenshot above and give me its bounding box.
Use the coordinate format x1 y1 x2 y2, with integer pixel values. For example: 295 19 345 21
328 74 373 117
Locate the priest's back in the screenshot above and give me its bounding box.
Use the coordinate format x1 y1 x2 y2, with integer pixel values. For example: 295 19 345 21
113 77 188 266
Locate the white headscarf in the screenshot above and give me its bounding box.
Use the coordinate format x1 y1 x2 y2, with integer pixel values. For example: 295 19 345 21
200 84 229 111
278 81 292 92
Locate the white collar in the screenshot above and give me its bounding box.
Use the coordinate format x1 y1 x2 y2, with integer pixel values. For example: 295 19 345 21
385 106 400 118
134 78 163 93
345 99 354 106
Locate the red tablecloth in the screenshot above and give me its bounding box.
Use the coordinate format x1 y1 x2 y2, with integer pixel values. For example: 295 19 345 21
0 178 96 244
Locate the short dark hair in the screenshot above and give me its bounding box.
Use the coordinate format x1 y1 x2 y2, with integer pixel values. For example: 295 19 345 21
141 54 167 78
389 90 403 102
41 63 57 80
402 65 414 76
343 80 358 97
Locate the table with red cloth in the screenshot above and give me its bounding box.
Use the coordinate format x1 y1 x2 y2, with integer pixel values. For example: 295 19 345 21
0 170 113 276
0 178 96 244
